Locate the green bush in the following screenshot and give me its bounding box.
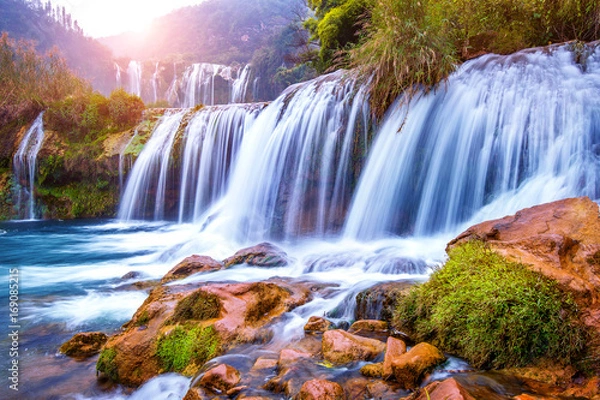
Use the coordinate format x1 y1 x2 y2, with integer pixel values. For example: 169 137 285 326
394 241 585 369
156 325 220 373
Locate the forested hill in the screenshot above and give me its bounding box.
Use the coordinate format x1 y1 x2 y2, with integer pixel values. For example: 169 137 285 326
99 0 307 64
0 0 114 94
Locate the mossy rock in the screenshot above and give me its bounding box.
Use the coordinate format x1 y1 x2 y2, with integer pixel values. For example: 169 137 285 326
169 289 221 323
393 241 585 369
97 347 119 382
60 331 108 359
155 324 220 375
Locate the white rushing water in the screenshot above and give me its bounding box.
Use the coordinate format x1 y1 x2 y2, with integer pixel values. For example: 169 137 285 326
127 60 142 97
12 112 45 220
345 43 600 239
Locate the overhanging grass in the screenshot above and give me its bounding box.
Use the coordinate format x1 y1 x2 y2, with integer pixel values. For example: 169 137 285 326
394 241 585 369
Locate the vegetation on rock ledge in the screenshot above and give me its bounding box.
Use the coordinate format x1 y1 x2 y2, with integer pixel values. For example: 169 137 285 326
393 241 586 369
156 324 220 374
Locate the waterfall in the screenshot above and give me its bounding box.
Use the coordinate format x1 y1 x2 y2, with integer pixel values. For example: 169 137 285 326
118 111 187 221
13 112 45 220
114 62 122 88
167 63 253 107
177 103 264 222
127 60 142 97
205 70 372 241
345 43 600 239
231 64 251 103
118 104 263 222
151 62 160 104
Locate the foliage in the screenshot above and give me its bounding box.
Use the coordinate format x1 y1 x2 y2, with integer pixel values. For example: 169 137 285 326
37 181 119 218
45 89 144 142
304 0 600 117
96 347 118 382
0 32 88 126
305 0 370 71
394 241 585 369
156 325 220 373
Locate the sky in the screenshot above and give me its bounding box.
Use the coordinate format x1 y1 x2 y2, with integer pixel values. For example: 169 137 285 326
52 0 206 38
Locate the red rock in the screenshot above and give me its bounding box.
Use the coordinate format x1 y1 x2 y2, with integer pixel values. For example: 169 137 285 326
199 364 241 393
162 255 223 283
252 357 278 371
447 197 600 307
304 316 333 333
382 336 407 378
322 329 386 364
296 379 346 400
348 319 389 337
59 331 107 358
223 242 289 267
412 378 476 400
278 348 312 368
391 342 446 389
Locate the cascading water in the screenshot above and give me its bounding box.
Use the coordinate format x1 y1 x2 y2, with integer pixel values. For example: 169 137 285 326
344 43 600 240
177 103 264 222
12 112 45 220
127 60 142 97
118 111 187 221
151 62 160 104
115 62 122 88
204 70 372 242
167 63 253 107
231 64 251 103
118 104 264 222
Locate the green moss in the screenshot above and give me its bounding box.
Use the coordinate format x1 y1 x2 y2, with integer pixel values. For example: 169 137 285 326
135 311 150 327
170 289 221 323
156 325 220 373
37 181 118 218
96 347 118 382
394 241 585 369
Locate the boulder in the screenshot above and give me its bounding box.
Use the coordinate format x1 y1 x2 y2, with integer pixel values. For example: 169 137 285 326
411 378 476 400
322 329 386 365
162 255 223 283
199 364 241 393
348 319 389 340
447 197 600 308
224 242 290 268
304 316 333 334
391 342 446 389
382 336 407 378
355 281 415 322
278 348 312 368
97 278 311 387
252 357 278 371
296 379 346 400
360 363 383 378
59 331 107 358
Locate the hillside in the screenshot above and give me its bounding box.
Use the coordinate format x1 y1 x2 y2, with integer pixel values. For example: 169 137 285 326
0 0 115 94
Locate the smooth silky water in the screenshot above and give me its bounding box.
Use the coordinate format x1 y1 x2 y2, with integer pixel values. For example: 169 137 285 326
3 42 600 399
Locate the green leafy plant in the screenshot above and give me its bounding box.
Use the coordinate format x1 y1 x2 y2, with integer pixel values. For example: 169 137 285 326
394 241 585 369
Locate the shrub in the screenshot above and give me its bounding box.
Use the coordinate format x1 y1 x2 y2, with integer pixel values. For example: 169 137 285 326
394 241 585 369
156 325 220 373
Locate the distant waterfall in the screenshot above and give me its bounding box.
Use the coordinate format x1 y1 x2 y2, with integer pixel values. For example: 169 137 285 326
345 43 600 239
118 104 263 221
114 62 122 88
127 60 142 97
151 62 160 104
167 63 252 107
206 70 372 241
13 112 45 220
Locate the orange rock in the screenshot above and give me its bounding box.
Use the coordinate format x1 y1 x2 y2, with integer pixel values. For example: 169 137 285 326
296 379 346 400
161 255 223 283
304 316 333 334
322 329 386 365
223 242 289 267
412 378 476 400
199 363 241 393
382 336 407 378
391 342 446 390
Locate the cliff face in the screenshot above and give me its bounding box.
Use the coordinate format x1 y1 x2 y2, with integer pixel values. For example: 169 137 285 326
0 111 165 220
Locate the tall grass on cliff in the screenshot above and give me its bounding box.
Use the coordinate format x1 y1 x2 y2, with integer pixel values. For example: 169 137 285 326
0 32 88 125
394 241 585 369
348 0 600 117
